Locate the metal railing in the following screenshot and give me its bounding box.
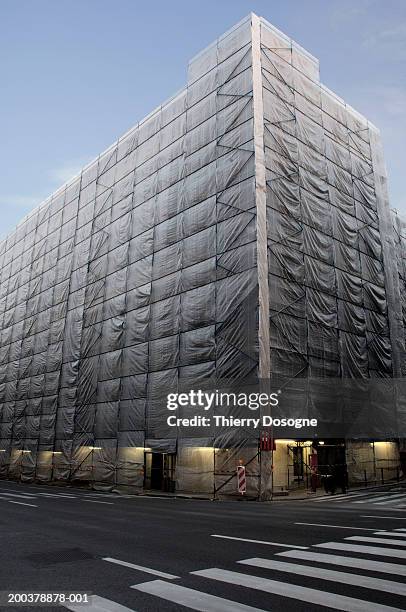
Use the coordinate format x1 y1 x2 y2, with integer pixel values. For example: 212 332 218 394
283 458 403 492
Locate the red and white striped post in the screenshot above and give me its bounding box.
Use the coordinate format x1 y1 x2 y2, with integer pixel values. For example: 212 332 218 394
237 464 246 495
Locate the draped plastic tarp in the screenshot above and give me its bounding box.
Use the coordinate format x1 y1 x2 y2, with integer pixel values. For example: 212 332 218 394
0 15 260 494
261 17 400 392
0 13 403 496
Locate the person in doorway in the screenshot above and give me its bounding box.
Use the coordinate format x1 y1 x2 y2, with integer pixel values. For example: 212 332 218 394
332 463 347 494
323 472 335 495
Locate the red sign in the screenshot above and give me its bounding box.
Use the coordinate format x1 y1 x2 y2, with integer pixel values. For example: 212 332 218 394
237 465 246 494
260 431 276 451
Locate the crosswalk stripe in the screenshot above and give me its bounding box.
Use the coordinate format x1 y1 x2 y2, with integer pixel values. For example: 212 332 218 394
238 557 406 596
375 495 406 506
394 528 406 531
374 531 406 538
345 536 406 547
103 557 178 579
354 493 406 504
362 516 406 520
315 542 406 558
312 490 400 503
192 568 401 612
132 580 265 611
276 549 406 576
64 594 137 611
312 493 358 502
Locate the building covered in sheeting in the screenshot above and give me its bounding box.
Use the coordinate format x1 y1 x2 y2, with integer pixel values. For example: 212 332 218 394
0 14 404 499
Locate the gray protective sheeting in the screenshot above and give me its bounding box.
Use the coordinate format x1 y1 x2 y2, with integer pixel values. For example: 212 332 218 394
0 14 404 495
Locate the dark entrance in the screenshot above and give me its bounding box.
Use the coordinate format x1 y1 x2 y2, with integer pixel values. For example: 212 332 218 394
316 440 346 475
315 440 347 492
144 452 176 492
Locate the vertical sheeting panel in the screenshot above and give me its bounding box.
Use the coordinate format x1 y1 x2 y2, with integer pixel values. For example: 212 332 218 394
371 131 404 378
390 210 406 447
261 19 310 423
183 15 260 497
260 15 397 471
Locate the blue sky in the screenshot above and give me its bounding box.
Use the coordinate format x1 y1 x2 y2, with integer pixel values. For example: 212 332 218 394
1 0 405 239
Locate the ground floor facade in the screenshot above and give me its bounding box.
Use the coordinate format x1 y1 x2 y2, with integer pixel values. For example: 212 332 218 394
0 439 402 499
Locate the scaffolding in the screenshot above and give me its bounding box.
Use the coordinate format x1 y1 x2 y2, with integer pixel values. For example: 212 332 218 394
0 14 403 497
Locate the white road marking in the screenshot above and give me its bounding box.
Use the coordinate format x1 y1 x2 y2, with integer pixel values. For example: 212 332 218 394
37 493 76 498
83 493 116 498
295 522 376 531
238 557 406 596
192 568 401 612
311 493 354 502
354 493 406 504
374 531 406 538
64 594 137 611
345 535 406 547
36 491 76 497
103 557 178 579
375 494 406 506
395 528 406 531
7 500 38 507
315 541 406 558
211 534 307 549
376 508 406 512
132 580 264 611
312 491 391 503
314 497 352 503
0 492 37 499
362 515 406 520
277 549 406 576
83 500 114 505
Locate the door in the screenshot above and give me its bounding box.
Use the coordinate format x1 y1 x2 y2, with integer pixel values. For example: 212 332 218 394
144 452 176 491
151 453 163 490
316 441 346 476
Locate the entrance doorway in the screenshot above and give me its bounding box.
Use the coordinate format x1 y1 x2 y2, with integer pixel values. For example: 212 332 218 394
292 445 304 481
315 440 347 492
316 440 346 475
144 452 176 492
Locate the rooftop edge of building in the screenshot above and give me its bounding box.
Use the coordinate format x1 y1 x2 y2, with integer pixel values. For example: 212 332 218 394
0 12 380 250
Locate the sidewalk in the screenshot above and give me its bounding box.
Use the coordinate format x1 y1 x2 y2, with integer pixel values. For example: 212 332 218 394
139 481 402 502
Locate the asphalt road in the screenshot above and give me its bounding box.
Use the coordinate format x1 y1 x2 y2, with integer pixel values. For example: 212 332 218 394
0 480 406 611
